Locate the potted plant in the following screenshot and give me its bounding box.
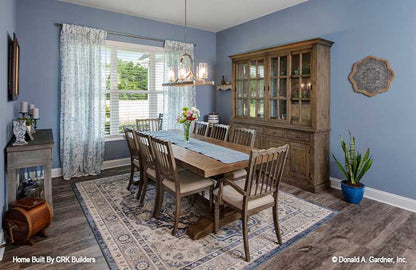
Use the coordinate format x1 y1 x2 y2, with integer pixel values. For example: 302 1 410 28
332 131 373 204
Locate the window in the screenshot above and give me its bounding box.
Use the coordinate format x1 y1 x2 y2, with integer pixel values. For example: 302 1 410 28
104 40 164 135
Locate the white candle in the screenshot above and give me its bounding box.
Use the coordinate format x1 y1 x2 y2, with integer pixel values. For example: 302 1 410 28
33 108 39 119
21 101 28 113
29 104 35 114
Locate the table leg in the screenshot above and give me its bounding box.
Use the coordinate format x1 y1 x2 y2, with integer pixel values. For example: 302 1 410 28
44 164 53 212
186 212 241 240
7 168 17 209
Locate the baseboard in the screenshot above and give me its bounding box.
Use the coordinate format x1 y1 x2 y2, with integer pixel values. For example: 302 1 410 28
0 229 5 261
51 158 131 179
330 177 416 213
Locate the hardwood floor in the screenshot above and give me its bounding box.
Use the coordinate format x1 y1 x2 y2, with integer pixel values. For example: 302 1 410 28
1 167 415 269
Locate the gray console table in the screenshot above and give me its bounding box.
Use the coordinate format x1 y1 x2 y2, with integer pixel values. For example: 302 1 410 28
6 129 54 211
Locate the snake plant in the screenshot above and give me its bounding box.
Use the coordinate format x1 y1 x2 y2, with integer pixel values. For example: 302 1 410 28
332 131 373 185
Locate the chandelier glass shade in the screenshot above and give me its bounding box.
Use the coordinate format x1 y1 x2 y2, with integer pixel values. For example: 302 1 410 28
163 0 214 87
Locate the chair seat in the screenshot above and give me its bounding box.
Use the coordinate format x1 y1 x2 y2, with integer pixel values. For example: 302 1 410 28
146 168 156 179
132 159 140 167
163 170 214 194
214 180 274 210
225 169 247 180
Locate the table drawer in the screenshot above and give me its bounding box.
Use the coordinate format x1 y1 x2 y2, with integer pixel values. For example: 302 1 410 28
7 149 53 168
287 131 311 142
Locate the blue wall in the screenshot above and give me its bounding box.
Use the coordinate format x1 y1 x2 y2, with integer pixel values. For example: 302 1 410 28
1 0 17 220
216 0 416 199
15 0 216 168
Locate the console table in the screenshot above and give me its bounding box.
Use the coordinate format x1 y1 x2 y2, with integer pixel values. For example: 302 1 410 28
6 129 54 211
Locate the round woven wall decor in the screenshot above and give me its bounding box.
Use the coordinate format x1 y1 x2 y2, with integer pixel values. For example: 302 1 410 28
348 56 395 97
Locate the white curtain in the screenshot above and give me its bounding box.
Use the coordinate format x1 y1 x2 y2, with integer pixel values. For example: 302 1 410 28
60 24 107 180
163 40 196 130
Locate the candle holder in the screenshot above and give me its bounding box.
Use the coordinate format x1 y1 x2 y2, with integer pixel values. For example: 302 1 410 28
33 118 39 131
19 111 27 119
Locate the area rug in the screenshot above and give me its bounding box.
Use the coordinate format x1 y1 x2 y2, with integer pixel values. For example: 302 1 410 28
73 173 336 270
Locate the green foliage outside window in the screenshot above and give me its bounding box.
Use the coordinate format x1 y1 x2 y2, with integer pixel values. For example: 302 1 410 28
106 58 149 100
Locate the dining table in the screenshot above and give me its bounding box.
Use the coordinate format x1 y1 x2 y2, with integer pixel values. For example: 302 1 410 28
155 129 255 240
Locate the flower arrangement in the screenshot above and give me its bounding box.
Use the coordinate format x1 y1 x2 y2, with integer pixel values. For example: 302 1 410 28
177 106 200 142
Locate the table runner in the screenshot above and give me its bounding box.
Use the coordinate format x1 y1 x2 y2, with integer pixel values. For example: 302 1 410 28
146 130 250 164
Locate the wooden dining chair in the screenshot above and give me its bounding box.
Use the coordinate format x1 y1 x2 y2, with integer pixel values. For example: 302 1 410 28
225 127 257 181
193 121 210 136
124 127 140 190
151 137 215 236
133 131 157 203
136 118 161 132
210 124 230 141
214 145 289 262
229 126 256 147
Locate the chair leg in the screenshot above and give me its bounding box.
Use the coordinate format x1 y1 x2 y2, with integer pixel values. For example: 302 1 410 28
209 186 214 212
214 198 220 234
172 196 181 236
153 184 164 218
135 167 144 200
242 213 250 262
139 175 149 204
273 205 283 245
127 162 135 190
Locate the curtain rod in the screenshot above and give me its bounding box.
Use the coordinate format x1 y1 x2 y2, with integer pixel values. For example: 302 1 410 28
55 22 196 47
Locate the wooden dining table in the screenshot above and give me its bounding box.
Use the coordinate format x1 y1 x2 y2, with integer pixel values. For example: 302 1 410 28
167 129 254 240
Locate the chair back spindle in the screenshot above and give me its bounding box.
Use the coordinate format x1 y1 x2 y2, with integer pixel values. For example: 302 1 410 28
210 124 230 141
124 127 139 158
193 121 210 136
134 131 155 172
136 118 161 132
245 145 289 199
150 137 180 191
229 127 256 148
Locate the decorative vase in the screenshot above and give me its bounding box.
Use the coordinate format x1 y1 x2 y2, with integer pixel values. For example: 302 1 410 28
341 180 365 204
13 120 28 146
183 122 191 142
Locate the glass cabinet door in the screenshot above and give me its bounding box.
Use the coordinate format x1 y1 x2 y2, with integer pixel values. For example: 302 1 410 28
290 51 312 126
248 59 265 119
236 62 249 117
269 55 288 121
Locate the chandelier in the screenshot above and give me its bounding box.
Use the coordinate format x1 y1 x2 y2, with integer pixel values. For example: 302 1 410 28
162 0 214 87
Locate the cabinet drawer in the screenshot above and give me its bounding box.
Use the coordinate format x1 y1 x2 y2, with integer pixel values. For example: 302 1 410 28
287 131 311 142
264 128 285 138
248 125 264 134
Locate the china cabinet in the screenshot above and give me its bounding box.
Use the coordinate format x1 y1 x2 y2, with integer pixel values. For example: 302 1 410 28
231 38 333 192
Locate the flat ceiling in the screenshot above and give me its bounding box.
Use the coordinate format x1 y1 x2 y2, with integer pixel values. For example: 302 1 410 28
59 0 308 32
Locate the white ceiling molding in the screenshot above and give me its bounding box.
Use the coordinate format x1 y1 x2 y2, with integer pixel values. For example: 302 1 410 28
59 0 308 32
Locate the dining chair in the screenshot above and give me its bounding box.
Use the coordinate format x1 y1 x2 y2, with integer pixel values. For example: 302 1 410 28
193 121 210 136
133 131 157 203
214 145 289 262
209 124 230 141
229 126 256 148
151 137 215 236
136 118 162 132
225 127 257 182
123 127 140 190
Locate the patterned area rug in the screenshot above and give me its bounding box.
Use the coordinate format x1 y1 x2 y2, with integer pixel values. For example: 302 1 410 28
73 173 336 270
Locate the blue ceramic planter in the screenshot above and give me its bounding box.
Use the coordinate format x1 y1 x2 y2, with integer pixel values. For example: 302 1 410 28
341 180 365 204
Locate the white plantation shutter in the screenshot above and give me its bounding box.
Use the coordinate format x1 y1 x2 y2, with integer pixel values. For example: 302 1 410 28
104 40 164 135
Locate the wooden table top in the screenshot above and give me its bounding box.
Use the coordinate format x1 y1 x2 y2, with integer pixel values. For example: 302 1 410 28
6 129 54 152
168 129 253 178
